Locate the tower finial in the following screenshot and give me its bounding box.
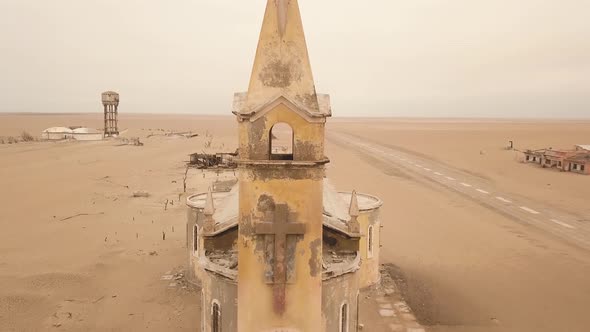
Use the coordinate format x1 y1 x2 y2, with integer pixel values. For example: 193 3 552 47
349 190 360 217
204 186 215 216
203 187 215 234
348 190 361 234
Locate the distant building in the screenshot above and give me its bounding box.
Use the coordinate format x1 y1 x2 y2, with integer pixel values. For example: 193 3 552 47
71 127 103 141
102 91 120 137
541 149 575 170
523 145 590 175
41 127 73 140
523 149 545 164
565 153 590 175
41 127 103 141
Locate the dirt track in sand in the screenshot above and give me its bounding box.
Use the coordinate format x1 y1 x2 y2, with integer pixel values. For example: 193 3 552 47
327 119 590 332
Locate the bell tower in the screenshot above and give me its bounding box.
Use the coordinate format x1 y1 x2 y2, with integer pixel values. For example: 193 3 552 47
234 0 331 331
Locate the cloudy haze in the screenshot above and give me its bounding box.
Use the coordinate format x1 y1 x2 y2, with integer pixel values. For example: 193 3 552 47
1 0 589 118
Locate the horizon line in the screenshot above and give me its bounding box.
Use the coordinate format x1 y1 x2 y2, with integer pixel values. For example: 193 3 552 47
1 111 590 121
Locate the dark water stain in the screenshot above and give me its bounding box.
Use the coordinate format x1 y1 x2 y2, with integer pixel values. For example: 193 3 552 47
308 238 321 277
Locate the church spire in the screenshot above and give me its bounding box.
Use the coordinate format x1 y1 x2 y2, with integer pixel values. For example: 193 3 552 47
246 0 319 112
276 0 289 36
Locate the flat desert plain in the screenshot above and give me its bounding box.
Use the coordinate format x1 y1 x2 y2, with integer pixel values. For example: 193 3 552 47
1 113 590 332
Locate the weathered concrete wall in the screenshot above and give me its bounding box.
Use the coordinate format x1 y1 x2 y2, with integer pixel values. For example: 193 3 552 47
238 166 324 331
323 227 359 252
238 104 325 161
322 272 360 332
201 272 238 332
566 161 590 175
186 207 211 286
203 228 237 252
186 206 200 285
359 209 381 289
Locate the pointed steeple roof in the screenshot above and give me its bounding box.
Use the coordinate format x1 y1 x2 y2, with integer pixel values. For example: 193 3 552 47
349 190 360 218
245 0 320 113
204 187 215 216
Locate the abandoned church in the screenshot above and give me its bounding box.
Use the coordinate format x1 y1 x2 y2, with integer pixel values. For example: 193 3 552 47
185 1 383 331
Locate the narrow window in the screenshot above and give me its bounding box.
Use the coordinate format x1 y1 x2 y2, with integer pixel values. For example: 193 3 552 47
193 225 199 255
212 301 221 332
367 226 374 258
356 292 360 332
582 165 585 172
270 123 294 161
526 155 530 161
340 302 349 332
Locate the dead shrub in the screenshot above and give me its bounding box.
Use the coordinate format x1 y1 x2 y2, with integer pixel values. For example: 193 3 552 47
21 131 35 142
204 130 213 148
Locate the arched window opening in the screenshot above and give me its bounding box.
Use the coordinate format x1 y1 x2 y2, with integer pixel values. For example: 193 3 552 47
367 225 374 258
212 300 221 332
340 302 349 332
193 225 199 256
270 123 294 160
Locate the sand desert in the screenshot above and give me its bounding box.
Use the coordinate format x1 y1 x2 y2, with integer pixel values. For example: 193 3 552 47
1 113 590 331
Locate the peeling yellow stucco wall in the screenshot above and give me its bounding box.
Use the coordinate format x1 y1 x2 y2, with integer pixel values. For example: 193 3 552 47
358 210 381 288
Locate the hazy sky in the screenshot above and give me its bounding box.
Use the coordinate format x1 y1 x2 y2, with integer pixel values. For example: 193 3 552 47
1 0 589 118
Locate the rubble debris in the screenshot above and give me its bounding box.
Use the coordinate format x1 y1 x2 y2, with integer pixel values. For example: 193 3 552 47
207 250 239 270
59 212 104 221
188 150 238 169
170 132 199 138
92 296 105 304
132 191 150 198
146 130 198 139
116 137 143 146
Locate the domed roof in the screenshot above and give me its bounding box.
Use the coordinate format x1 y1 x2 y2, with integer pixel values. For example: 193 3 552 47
72 127 100 134
43 127 73 133
322 180 350 222
338 192 383 211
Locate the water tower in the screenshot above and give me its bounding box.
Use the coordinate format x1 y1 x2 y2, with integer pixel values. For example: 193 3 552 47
102 91 120 137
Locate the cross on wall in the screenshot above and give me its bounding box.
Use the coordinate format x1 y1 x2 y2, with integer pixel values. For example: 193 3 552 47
255 203 305 314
